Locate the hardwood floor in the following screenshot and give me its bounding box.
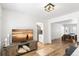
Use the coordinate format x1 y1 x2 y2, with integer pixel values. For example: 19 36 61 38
22 39 74 56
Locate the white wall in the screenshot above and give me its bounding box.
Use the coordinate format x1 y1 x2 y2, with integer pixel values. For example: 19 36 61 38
2 9 46 44
0 5 2 49
51 23 64 40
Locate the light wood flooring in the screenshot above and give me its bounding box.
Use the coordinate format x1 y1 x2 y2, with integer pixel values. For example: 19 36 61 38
22 39 74 56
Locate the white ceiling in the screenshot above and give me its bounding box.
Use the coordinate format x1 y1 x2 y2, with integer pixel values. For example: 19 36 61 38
1 3 79 20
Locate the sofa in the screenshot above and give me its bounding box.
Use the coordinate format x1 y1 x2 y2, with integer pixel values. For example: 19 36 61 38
64 45 77 56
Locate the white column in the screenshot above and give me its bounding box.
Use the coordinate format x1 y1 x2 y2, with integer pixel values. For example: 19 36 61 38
43 21 51 44
77 20 79 42
48 22 52 43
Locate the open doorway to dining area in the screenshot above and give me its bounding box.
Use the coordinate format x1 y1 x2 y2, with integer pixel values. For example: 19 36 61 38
49 19 78 56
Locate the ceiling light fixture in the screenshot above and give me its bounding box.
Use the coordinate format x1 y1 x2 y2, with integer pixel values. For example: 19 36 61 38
44 3 55 12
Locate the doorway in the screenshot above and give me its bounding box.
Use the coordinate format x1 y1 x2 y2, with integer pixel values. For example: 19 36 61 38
50 19 77 43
